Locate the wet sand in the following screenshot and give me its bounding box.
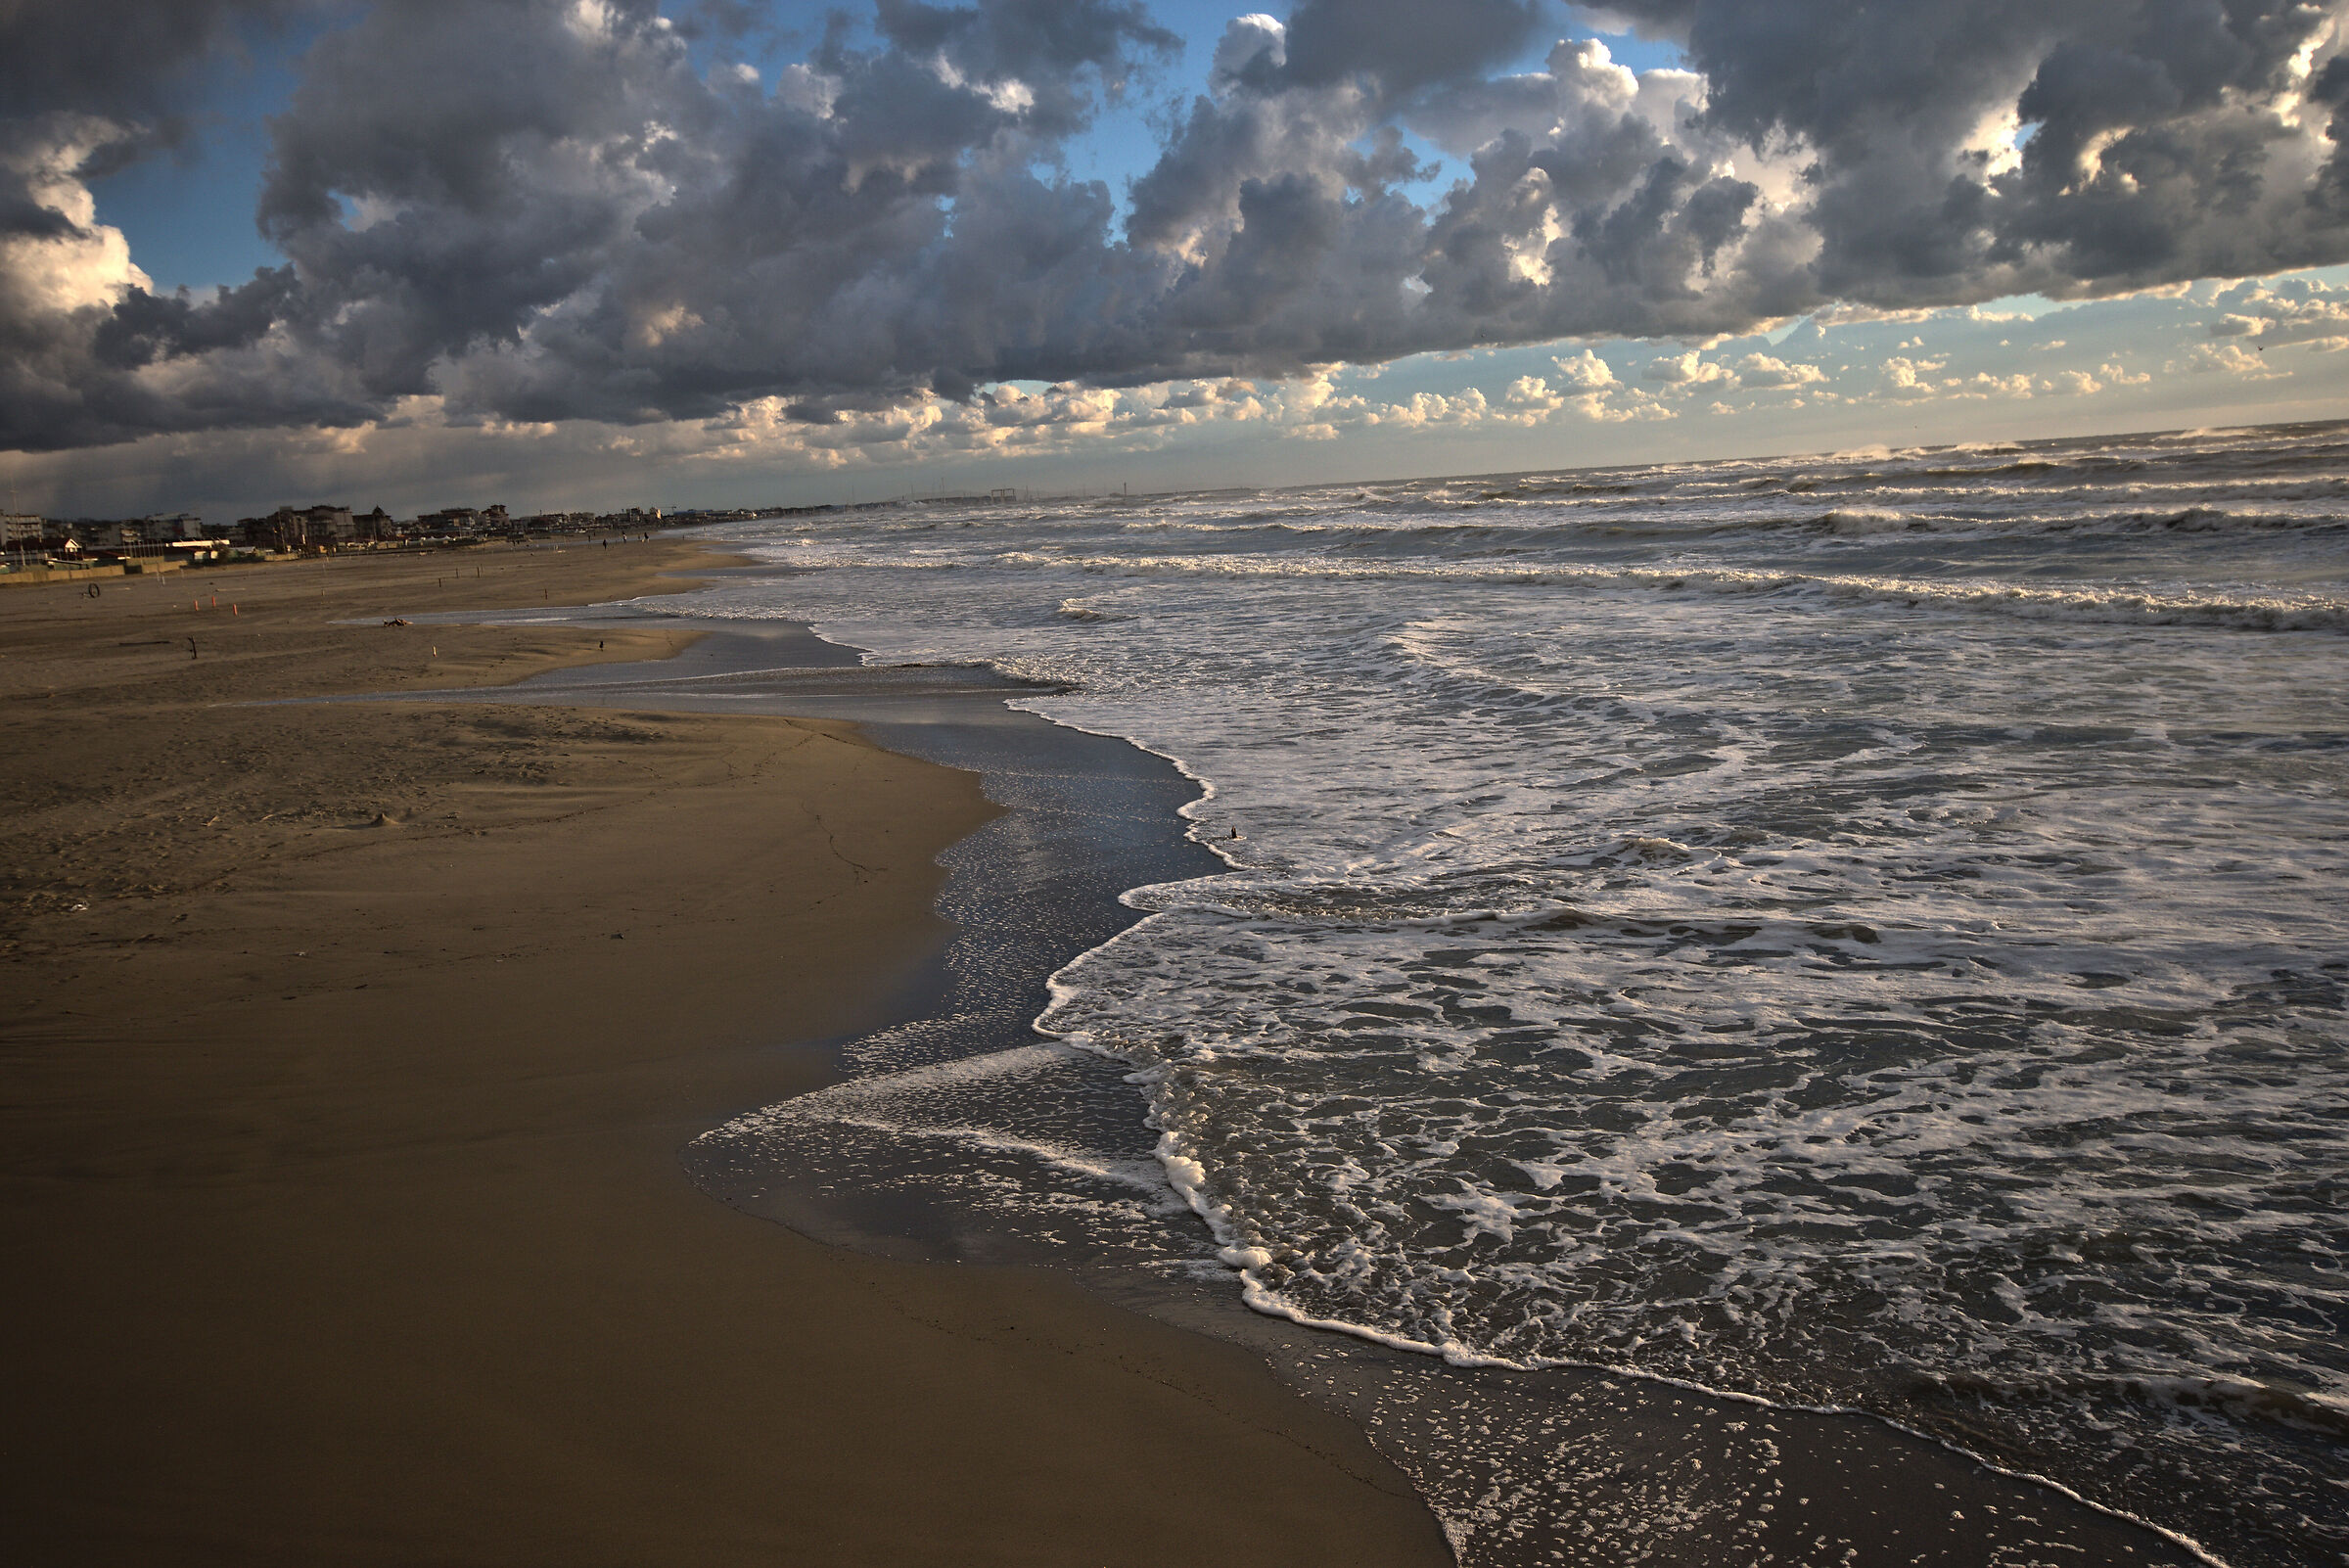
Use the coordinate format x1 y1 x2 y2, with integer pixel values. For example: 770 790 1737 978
0 543 1448 1566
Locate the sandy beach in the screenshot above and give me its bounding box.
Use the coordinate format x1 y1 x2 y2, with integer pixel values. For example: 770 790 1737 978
0 542 1447 1566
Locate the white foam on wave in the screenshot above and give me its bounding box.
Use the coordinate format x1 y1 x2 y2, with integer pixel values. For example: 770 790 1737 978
975 548 2349 632
1110 1035 2241 1566
706 1041 1188 1207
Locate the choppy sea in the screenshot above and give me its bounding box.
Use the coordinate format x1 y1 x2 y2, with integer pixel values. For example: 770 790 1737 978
675 422 2348 1565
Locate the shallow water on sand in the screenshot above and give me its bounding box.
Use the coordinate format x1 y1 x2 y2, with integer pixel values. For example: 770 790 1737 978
673 423 2346 1566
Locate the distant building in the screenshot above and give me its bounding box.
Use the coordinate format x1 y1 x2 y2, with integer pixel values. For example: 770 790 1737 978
295 504 355 542
235 504 355 550
140 512 206 543
238 509 307 550
70 520 143 551
0 513 42 547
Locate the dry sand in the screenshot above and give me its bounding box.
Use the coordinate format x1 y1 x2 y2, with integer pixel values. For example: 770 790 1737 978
0 542 1447 1566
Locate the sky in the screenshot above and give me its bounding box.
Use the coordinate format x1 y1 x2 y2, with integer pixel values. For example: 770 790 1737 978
5 0 2349 522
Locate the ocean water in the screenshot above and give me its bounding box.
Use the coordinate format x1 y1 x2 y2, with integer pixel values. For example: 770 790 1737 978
681 422 2348 1565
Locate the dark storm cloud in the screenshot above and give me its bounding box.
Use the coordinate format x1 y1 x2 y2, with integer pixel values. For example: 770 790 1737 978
0 0 314 246
91 265 299 367
0 0 321 118
1598 0 2349 293
1279 0 1541 94
5 0 2349 450
0 0 348 445
871 0 1178 84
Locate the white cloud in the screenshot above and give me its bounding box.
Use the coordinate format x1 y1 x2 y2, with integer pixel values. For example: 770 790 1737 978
1551 349 1617 390
1367 388 1494 429
1564 390 1675 424
2201 281 2349 350
1643 349 1736 389
1732 352 1826 388
1878 356 1946 396
2179 343 2284 378
1963 371 2037 398
1504 375 1566 412
0 115 152 315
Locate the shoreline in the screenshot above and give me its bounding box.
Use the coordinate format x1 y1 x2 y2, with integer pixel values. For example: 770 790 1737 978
0 542 1450 1566
412 595 2218 1566
2 537 2236 1566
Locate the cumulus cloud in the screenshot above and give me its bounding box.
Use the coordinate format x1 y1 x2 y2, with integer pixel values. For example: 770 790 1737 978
7 0 2349 451
1732 352 1825 387
1879 355 1948 396
2204 276 2349 347
2179 341 2286 377
1643 347 1734 387
1549 349 1615 389
1504 373 1565 410
1958 370 2038 398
